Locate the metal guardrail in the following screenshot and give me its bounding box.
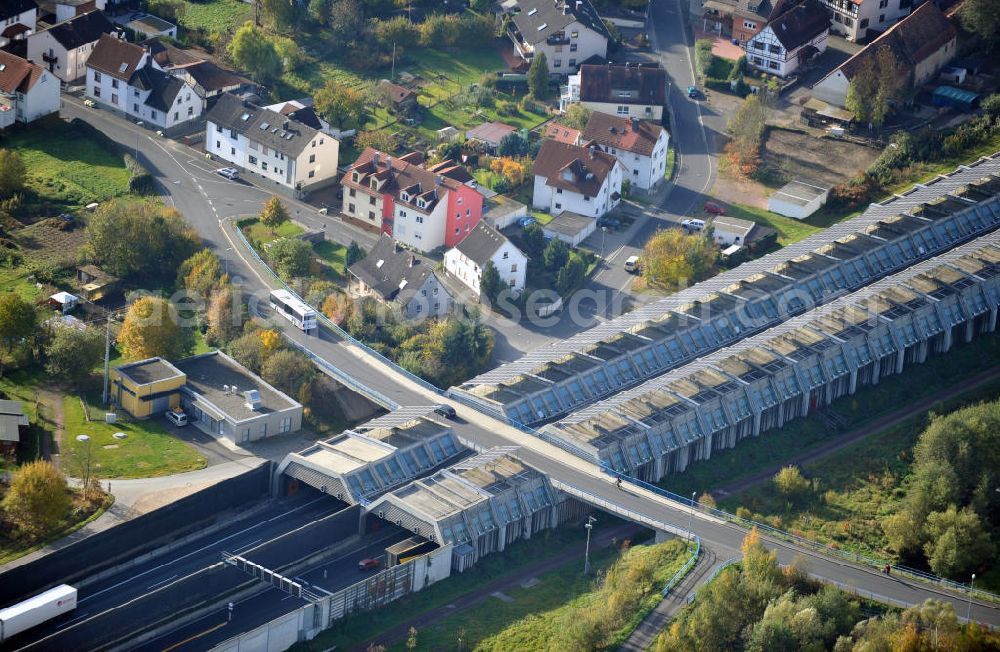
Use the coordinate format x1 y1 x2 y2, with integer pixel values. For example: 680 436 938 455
551 478 692 540
288 340 399 410
598 465 1000 604
230 221 443 398
685 557 742 604
662 537 701 597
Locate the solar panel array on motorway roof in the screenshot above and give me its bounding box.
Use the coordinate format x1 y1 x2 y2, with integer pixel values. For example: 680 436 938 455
454 155 1000 425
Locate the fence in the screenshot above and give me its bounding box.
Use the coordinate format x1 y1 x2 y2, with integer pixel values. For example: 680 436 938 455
551 478 692 540
662 537 701 597
685 557 741 604
599 464 1000 605
229 221 443 399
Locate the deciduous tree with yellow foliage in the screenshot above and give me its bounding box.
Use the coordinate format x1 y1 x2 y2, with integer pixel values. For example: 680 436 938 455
641 228 717 291
118 296 193 360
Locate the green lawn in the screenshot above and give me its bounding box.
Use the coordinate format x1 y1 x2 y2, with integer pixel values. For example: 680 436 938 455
61 394 206 479
662 334 1000 499
313 240 347 276
241 219 305 245
402 540 690 652
721 202 822 246
177 0 252 34
296 520 636 651
7 119 131 213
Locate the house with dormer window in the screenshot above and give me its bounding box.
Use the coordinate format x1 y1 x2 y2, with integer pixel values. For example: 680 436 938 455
86 33 201 130
745 0 830 77
561 63 666 120
503 0 610 72
348 234 453 319
340 149 485 253
532 139 623 218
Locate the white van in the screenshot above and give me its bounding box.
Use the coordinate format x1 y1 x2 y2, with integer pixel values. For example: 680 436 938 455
624 255 640 273
681 218 706 232
165 409 188 427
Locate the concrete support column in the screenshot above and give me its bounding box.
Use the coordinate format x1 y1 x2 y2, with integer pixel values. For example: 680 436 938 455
871 358 881 385
964 319 974 343
848 369 857 394
895 349 905 374
942 325 952 352
989 308 997 332
358 507 367 535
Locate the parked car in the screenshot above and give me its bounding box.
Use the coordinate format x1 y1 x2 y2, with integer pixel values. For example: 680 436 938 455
687 86 698 98
83 99 96 108
518 216 537 228
704 202 726 215
597 217 622 230
434 404 457 419
624 255 641 274
165 409 188 427
681 218 706 232
217 167 240 180
358 558 380 571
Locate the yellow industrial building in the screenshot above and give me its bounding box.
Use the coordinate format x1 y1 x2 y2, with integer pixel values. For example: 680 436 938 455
110 358 186 419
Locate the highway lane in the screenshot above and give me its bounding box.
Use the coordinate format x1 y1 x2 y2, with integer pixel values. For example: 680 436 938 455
6 492 343 650
133 527 412 652
54 83 1000 629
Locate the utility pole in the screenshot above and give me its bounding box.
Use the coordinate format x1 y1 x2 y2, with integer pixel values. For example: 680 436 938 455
687 491 696 541
102 311 112 406
583 515 597 574
392 42 396 81
967 573 976 622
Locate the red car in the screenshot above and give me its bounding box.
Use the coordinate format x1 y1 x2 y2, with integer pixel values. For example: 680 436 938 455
704 202 726 215
358 558 381 571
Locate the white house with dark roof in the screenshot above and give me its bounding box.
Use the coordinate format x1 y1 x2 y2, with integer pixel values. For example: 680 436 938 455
504 0 610 73
532 139 623 218
348 234 453 319
582 112 669 191
445 221 527 297
206 92 340 194
27 9 115 83
745 0 830 77
86 34 201 129
0 50 59 128
561 63 666 120
38 0 107 24
0 0 37 48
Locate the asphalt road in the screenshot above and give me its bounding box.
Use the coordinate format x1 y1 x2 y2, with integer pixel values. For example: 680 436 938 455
133 527 411 652
53 40 1000 638
6 492 344 650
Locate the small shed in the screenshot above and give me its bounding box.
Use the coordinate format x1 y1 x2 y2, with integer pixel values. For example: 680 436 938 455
931 86 980 111
49 291 79 314
128 14 177 40
483 195 528 230
0 399 28 455
465 122 518 152
436 126 461 143
76 265 122 302
768 179 831 219
542 212 596 247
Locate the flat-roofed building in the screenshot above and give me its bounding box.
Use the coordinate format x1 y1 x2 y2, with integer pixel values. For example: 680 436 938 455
540 232 1000 482
275 407 466 505
452 155 1000 424
367 447 561 571
112 351 303 441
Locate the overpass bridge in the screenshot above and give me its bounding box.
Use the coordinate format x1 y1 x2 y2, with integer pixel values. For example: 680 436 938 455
220 159 1000 628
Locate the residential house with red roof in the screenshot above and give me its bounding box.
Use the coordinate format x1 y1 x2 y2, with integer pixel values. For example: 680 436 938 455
745 0 830 77
341 149 485 252
532 139 623 218
812 2 957 110
0 49 59 129
582 112 669 191
86 33 202 129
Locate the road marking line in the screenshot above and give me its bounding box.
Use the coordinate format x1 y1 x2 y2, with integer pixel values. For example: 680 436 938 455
55 613 89 629
147 574 178 590
232 538 262 554
160 620 228 652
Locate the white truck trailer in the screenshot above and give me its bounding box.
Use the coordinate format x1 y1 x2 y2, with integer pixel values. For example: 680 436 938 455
0 584 78 642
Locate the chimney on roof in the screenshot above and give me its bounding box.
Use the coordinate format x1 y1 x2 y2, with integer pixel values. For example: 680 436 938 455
373 152 380 165
435 174 444 186
409 255 416 267
282 120 290 130
563 1 571 13
576 0 582 10
630 116 639 129
588 144 596 158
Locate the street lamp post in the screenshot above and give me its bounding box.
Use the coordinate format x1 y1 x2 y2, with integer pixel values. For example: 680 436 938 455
224 247 234 277
601 226 608 259
967 573 976 622
583 515 597 575
687 491 696 541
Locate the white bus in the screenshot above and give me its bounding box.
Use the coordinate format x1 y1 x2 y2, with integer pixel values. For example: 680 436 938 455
269 289 317 332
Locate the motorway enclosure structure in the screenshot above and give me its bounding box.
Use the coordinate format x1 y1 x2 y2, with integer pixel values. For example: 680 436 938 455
453 156 1000 426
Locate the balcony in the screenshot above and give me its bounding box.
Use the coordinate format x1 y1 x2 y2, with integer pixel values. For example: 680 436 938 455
507 25 534 61
42 51 57 64
546 35 571 46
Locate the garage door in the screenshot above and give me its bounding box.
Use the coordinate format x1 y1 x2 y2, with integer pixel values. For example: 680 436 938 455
151 396 171 414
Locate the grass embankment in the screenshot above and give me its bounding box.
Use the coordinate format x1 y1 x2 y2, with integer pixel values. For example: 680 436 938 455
663 334 1000 498
0 491 113 565
176 0 252 34
296 521 643 651
240 218 305 244
723 203 822 246
61 393 206 479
